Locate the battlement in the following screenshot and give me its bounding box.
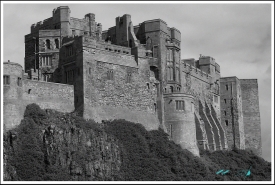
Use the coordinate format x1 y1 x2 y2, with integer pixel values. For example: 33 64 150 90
182 61 212 83
31 17 53 33
240 79 258 84
199 55 216 66
96 41 131 55
70 17 89 23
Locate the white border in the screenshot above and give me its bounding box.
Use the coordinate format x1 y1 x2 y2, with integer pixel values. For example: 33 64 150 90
1 1 274 184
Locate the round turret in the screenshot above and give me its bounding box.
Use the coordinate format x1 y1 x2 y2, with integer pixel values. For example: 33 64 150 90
164 92 199 156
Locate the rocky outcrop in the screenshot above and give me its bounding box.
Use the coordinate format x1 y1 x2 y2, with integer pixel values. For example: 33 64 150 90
3 107 122 181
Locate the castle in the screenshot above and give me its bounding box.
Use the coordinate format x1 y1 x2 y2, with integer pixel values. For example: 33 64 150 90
3 6 262 157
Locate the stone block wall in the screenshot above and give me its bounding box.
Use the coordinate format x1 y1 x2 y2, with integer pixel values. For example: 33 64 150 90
82 42 159 130
220 77 245 150
240 79 261 156
4 62 75 131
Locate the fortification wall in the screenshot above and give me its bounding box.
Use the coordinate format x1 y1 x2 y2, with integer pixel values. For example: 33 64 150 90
181 62 212 111
31 17 54 33
240 79 261 156
82 48 159 130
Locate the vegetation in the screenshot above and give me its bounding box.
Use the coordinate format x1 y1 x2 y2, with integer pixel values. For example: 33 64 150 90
4 104 271 181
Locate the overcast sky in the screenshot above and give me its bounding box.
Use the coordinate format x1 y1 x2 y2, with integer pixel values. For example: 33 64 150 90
2 2 273 162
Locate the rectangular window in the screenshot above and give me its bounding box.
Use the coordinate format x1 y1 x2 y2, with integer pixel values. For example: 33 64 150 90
66 45 73 57
126 73 131 83
4 75 10 85
224 99 226 104
214 95 218 103
226 84 228 90
176 100 184 111
17 77 22 86
224 111 227 116
107 70 114 80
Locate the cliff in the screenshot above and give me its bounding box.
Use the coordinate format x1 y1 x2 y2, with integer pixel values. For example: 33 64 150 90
3 104 271 181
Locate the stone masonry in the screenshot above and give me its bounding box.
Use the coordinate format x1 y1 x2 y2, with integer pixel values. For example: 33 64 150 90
3 6 262 157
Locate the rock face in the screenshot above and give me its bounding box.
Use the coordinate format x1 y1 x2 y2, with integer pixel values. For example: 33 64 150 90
42 125 121 180
3 108 122 181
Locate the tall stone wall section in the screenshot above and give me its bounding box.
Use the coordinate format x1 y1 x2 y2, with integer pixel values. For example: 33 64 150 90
82 37 159 130
240 79 262 156
220 77 245 150
3 62 75 131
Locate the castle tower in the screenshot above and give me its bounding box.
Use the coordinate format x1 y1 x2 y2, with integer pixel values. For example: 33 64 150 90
220 77 245 150
3 62 24 131
85 13 96 37
240 79 261 156
52 6 71 36
164 93 199 156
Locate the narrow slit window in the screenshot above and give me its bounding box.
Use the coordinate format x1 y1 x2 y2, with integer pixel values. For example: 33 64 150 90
225 120 228 126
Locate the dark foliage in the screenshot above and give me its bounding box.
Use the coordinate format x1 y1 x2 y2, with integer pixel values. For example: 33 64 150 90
5 104 271 181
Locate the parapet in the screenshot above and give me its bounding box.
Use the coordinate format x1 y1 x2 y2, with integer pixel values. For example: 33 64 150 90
198 56 216 66
170 27 181 42
240 79 258 84
182 60 212 83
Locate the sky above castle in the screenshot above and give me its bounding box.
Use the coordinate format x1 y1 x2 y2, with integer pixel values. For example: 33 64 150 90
2 2 273 162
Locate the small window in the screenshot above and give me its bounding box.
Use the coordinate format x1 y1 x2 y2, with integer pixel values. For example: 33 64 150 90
46 39 51 49
17 77 22 86
126 73 132 83
4 75 10 85
164 88 166 93
224 111 227 116
28 89 31 94
72 30 76 35
55 39 59 49
176 100 185 111
226 85 228 91
225 120 228 126
89 68 91 75
170 86 173 93
154 103 157 113
224 99 226 104
147 83 150 89
107 70 114 80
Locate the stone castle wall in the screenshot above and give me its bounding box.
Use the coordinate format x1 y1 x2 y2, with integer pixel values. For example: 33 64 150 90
240 79 262 156
3 62 74 131
82 39 160 130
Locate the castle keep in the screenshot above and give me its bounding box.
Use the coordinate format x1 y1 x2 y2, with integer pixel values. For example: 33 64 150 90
3 6 262 156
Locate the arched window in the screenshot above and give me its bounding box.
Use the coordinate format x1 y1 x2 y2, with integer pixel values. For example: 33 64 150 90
55 39 59 49
46 39 51 49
